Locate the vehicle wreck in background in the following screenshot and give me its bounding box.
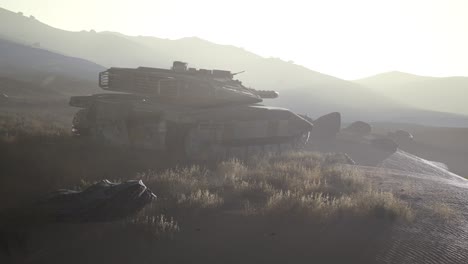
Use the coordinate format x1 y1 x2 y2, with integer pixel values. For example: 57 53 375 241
70 61 313 160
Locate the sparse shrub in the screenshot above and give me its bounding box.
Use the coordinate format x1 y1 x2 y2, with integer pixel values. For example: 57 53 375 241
178 189 224 208
265 190 334 218
0 112 68 138
140 166 210 198
322 165 369 195
428 202 457 222
126 211 180 237
216 159 248 185
137 152 413 222
347 190 415 222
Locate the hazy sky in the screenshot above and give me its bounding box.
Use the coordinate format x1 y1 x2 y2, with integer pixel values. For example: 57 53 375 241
2 0 468 79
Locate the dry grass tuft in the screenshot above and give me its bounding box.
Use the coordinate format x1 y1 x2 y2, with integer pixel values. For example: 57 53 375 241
349 190 415 222
138 152 413 222
178 189 224 208
0 112 68 139
126 211 180 237
428 202 457 222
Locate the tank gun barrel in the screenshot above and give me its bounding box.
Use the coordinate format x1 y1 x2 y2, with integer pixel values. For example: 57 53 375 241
232 70 245 76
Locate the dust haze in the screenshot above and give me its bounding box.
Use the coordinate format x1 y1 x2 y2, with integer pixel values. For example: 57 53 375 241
1 2 468 264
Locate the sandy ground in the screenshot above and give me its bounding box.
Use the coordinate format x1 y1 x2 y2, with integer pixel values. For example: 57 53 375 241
351 150 468 263
306 133 468 263
1 132 467 263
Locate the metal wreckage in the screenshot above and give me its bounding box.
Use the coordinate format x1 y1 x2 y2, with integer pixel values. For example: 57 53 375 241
70 61 313 160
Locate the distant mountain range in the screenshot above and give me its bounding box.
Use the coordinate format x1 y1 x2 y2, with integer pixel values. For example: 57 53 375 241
0 38 102 101
355 71 468 116
0 38 104 81
1 7 467 127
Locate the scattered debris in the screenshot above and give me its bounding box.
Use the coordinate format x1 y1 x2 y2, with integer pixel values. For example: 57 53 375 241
4 180 156 224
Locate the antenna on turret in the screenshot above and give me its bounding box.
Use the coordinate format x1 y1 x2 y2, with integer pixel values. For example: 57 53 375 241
232 71 245 76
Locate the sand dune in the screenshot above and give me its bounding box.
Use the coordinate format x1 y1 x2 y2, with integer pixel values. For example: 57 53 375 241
348 151 468 263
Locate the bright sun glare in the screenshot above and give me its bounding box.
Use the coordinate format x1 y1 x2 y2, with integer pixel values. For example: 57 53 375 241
2 0 468 79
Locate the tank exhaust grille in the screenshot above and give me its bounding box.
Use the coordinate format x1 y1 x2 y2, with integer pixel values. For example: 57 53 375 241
99 71 110 89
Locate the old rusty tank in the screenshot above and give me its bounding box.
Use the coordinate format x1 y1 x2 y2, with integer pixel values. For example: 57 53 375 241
69 61 312 160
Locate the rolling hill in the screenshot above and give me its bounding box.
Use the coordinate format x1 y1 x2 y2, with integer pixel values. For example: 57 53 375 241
0 38 103 97
0 38 104 82
0 36 103 124
1 7 468 126
0 8 399 118
355 71 468 115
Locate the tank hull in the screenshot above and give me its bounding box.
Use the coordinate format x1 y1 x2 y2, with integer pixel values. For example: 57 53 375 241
71 95 312 160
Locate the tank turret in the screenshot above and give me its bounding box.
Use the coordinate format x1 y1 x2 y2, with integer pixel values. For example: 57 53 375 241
98 61 277 106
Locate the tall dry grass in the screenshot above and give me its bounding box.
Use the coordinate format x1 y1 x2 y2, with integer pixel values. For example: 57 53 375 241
137 152 414 222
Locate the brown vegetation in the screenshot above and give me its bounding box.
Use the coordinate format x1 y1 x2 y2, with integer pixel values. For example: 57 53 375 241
137 153 414 223
0 114 415 263
428 202 457 222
